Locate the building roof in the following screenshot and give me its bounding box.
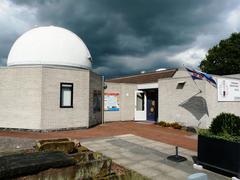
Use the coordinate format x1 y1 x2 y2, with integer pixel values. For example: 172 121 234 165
7 26 92 69
106 69 177 84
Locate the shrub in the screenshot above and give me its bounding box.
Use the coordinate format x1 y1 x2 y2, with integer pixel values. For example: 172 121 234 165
199 129 240 143
165 123 171 127
158 121 182 129
210 113 240 136
186 126 197 133
171 122 182 129
199 113 240 143
158 121 167 127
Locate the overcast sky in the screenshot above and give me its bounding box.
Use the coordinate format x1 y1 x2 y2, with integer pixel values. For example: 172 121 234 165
1 0 240 77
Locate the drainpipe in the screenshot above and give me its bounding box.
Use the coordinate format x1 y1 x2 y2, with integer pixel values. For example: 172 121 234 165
102 75 105 124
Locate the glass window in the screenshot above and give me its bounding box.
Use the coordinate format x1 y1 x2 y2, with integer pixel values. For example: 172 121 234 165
136 92 145 111
60 83 73 108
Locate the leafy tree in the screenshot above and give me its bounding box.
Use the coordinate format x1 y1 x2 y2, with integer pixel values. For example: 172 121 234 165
200 33 240 75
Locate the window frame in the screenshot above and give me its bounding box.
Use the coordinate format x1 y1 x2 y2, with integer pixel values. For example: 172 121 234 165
60 82 74 108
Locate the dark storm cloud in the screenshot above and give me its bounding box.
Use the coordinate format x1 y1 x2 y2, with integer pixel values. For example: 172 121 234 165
3 0 240 77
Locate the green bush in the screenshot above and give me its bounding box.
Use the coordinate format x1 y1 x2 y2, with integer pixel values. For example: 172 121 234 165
210 113 240 136
199 113 240 143
158 121 170 127
199 129 240 143
158 121 182 129
171 122 182 129
158 121 167 127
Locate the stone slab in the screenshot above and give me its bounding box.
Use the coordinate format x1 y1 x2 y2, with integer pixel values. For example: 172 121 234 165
0 151 75 179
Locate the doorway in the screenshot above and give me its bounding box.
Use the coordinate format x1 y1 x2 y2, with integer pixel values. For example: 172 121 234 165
135 90 147 120
146 89 158 121
134 88 158 121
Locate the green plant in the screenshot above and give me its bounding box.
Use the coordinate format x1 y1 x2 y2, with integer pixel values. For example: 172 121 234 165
158 121 167 127
210 113 240 136
171 122 182 129
199 129 240 143
158 121 182 129
199 113 240 143
200 32 240 75
165 123 171 127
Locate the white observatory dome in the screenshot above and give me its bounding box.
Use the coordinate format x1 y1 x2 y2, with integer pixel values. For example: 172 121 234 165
7 26 92 69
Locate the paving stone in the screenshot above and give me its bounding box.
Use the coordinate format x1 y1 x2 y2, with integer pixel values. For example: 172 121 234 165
151 174 176 180
153 163 178 174
113 158 135 166
167 169 190 179
114 134 135 138
127 163 148 171
179 149 197 156
101 151 122 159
143 155 161 163
122 152 147 161
139 160 162 167
105 145 120 151
143 142 161 148
152 142 173 149
136 167 161 177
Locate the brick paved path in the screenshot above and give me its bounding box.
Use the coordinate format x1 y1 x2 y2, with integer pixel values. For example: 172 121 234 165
0 122 197 151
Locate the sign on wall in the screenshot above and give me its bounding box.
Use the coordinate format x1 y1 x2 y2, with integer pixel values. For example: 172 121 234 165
104 92 120 111
217 78 240 101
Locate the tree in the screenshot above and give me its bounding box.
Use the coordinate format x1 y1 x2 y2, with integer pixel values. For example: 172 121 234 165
200 33 240 75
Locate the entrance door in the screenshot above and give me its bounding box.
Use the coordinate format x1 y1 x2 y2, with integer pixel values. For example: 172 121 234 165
146 90 158 121
135 90 146 120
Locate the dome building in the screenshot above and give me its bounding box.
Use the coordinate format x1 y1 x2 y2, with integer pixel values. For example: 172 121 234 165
0 26 103 130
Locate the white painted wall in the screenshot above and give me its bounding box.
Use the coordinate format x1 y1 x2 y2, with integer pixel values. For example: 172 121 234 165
158 77 209 128
41 67 90 129
104 82 137 122
0 66 103 130
0 67 42 129
158 73 240 128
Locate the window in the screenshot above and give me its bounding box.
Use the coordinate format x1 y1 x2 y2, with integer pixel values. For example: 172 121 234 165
176 81 186 89
136 92 145 111
60 83 73 108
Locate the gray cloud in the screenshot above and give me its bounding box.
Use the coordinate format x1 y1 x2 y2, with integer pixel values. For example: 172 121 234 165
2 0 240 77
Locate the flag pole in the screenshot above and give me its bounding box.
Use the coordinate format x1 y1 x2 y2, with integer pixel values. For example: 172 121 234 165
183 64 202 93
179 65 202 106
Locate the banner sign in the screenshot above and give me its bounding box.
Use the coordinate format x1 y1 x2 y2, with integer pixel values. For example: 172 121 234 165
104 92 120 111
217 78 240 101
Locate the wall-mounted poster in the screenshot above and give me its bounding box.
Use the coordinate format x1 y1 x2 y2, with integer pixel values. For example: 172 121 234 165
218 78 240 101
104 92 120 111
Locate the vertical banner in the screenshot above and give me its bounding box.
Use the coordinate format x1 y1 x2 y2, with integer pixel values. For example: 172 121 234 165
104 92 120 111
